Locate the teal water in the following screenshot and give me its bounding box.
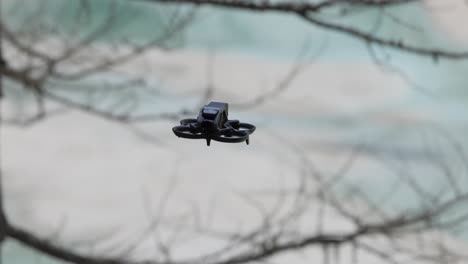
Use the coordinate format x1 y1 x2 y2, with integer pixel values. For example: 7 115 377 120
29 0 468 93
6 0 468 95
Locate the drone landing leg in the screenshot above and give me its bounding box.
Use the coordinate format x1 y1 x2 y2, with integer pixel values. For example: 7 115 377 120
246 137 250 145
206 138 211 146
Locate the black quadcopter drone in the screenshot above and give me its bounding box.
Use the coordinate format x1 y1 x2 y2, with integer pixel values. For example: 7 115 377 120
172 102 256 146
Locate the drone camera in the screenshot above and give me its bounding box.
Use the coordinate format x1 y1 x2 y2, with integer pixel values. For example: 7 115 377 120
201 107 219 119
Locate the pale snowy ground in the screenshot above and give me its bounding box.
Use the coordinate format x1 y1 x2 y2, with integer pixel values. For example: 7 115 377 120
424 0 468 44
3 48 468 264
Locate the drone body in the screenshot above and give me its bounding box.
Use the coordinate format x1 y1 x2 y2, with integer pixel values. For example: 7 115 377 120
172 102 256 146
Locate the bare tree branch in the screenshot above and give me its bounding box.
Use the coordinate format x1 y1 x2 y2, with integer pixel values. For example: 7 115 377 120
139 0 468 61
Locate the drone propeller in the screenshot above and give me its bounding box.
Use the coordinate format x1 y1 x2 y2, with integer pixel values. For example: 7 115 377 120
173 121 254 144
210 122 255 144
172 119 204 139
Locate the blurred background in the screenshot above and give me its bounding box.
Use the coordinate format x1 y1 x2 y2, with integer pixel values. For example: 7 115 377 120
2 0 468 263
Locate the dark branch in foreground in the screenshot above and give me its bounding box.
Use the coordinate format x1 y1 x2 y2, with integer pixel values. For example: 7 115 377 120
138 0 468 60
6 188 468 264
6 224 144 264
